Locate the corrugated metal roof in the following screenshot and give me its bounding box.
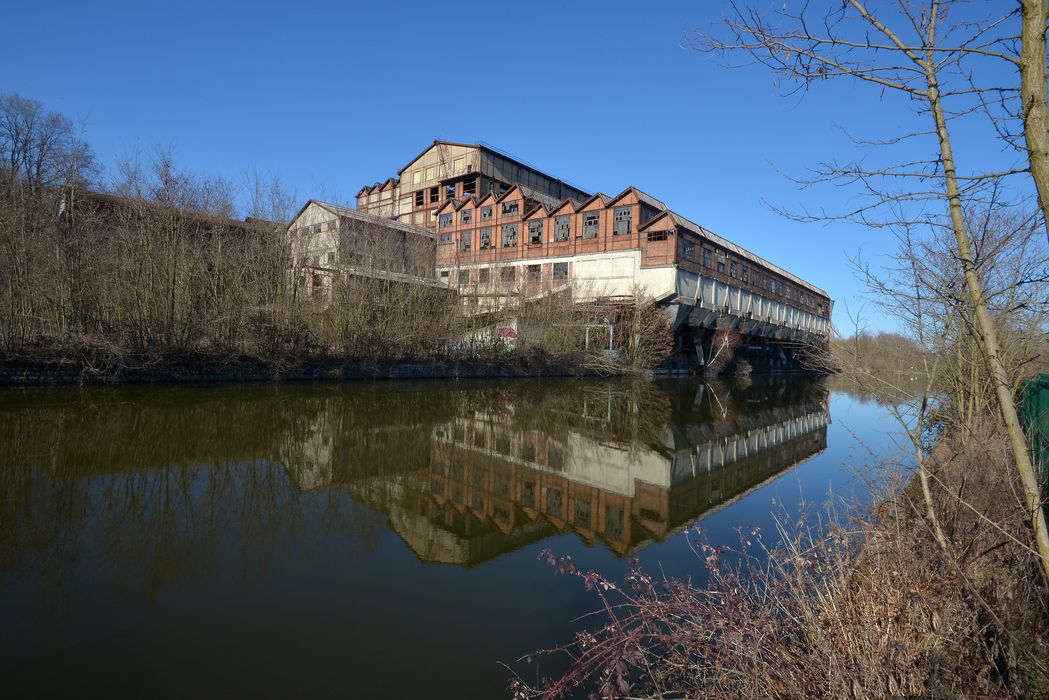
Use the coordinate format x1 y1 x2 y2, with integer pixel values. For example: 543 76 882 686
634 189 669 212
673 212 829 298
309 200 435 239
629 187 827 298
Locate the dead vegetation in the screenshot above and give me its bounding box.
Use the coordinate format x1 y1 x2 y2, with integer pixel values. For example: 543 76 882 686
513 414 1049 699
0 94 674 380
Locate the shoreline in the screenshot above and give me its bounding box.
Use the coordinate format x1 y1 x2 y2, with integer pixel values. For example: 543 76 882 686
0 353 626 386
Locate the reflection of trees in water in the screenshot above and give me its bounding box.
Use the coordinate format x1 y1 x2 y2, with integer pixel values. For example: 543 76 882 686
0 384 448 607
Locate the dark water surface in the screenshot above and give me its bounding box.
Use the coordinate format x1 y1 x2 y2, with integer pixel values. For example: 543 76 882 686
0 376 900 698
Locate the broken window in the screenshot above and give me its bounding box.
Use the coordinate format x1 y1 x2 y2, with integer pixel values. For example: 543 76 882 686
462 178 476 197
605 505 623 538
461 209 472 225
500 266 516 282
741 265 749 283
415 190 424 208
527 264 541 282
717 254 726 273
460 230 471 251
481 206 492 221
553 262 568 281
501 223 518 247
613 206 631 235
478 267 490 283
458 270 470 285
554 215 571 241
582 211 600 239
683 241 695 262
439 232 453 245
547 489 563 519
730 261 737 277
702 248 711 267
439 270 450 279
444 183 456 200
646 230 668 242
480 227 492 249
429 187 439 204
438 213 453 228
502 199 519 217
528 220 543 245
574 497 591 527
522 480 535 508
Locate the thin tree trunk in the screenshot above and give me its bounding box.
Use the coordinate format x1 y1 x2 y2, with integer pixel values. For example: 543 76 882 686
927 64 1049 583
1020 0 1049 242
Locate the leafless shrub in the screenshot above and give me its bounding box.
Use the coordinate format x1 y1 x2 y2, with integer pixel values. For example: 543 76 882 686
514 426 1049 698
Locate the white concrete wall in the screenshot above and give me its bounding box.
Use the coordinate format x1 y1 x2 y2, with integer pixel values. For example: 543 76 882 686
438 250 677 302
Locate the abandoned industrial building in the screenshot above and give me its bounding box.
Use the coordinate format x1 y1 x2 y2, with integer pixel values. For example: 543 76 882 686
299 138 833 369
287 199 439 298
355 140 590 229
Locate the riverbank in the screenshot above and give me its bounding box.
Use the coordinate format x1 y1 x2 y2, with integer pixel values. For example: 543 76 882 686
0 349 634 385
518 409 1049 699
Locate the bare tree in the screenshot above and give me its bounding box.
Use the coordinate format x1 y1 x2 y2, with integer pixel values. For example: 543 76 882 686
695 1 1049 581
0 93 95 193
1021 0 1049 241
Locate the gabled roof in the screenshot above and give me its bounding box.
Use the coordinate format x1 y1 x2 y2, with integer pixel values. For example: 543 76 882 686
396 139 479 175
604 186 669 211
391 140 590 196
495 184 525 203
455 196 478 210
289 199 434 239
635 205 827 297
522 202 549 220
434 199 458 214
638 210 678 231
546 198 576 217
473 192 496 207
573 192 610 211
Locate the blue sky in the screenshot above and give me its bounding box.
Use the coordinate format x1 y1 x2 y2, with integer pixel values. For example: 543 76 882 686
2 0 1027 333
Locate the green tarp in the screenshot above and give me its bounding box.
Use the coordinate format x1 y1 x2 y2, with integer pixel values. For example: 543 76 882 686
1020 373 1049 492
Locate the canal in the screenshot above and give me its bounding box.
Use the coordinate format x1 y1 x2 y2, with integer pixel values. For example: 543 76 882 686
0 376 901 697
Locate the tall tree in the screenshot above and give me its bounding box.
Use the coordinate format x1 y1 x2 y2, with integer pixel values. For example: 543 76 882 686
698 0 1049 582
1020 0 1049 242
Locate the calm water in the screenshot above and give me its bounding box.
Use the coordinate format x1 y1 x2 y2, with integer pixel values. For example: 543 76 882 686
0 376 900 698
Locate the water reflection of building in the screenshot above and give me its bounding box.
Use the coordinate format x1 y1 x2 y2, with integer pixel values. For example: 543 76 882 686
291 382 831 565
